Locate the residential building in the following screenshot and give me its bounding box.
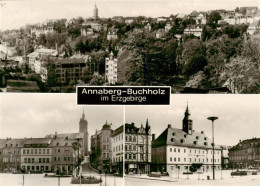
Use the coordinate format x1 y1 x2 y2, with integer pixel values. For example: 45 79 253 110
51 58 88 84
30 26 54 38
111 125 124 173
152 105 222 173
247 19 260 35
125 121 151 174
21 138 52 173
188 11 207 25
105 52 117 84
1 138 26 172
144 23 151 32
165 22 172 32
90 122 116 173
155 29 166 39
229 138 260 169
184 26 203 38
107 28 118 40
51 137 75 175
27 48 58 71
220 145 230 169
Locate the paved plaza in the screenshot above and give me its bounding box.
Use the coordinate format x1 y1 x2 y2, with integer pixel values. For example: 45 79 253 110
0 173 123 186
125 170 260 186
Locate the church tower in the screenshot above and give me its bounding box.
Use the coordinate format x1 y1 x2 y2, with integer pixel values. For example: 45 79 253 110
79 110 89 156
93 1 99 19
182 103 193 135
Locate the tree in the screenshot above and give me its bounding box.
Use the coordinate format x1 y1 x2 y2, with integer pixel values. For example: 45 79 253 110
180 39 207 77
207 11 221 28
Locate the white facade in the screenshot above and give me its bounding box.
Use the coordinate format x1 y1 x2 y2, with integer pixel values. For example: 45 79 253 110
111 129 123 164
184 27 203 38
105 52 117 84
21 147 52 172
166 145 221 173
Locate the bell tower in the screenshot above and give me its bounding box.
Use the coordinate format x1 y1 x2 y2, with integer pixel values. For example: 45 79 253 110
93 1 99 19
79 109 89 155
182 103 193 135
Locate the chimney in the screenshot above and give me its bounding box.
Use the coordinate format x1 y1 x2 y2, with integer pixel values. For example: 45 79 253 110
168 124 172 128
152 134 155 141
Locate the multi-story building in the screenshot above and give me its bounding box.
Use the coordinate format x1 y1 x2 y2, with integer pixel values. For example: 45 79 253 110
1 138 26 172
220 145 230 169
125 121 151 174
21 138 52 173
107 28 118 40
183 26 203 38
43 58 88 84
90 122 117 173
105 52 117 84
152 105 222 173
27 48 58 71
229 138 260 169
30 26 54 38
51 137 75 175
111 125 124 173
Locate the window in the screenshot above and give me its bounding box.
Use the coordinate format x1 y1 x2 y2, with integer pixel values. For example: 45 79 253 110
24 158 27 163
184 158 186 162
178 149 180 153
184 149 186 153
170 148 172 152
125 154 127 160
35 149 37 154
39 158 41 163
178 158 180 162
64 157 66 161
170 157 172 162
174 148 176 152
174 157 176 162
58 157 60 161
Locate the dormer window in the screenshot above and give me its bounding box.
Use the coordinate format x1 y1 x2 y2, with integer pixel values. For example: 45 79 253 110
193 141 197 145
171 138 174 142
196 136 199 140
204 137 207 140
204 142 208 146
172 133 175 136
56 143 59 146
184 134 187 138
180 139 184 143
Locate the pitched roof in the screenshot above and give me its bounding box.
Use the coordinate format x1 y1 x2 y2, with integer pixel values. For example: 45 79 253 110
24 138 52 145
45 133 83 140
152 126 221 150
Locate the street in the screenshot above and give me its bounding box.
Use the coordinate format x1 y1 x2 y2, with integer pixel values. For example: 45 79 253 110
125 170 260 186
0 173 123 186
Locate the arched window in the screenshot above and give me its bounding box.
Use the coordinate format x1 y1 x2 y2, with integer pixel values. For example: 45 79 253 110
129 136 132 142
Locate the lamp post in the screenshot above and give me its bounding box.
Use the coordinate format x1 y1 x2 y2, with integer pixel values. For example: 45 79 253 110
75 137 81 177
207 116 218 180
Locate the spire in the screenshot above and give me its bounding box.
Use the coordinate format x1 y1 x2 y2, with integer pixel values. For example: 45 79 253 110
184 101 190 118
145 118 149 128
82 108 85 119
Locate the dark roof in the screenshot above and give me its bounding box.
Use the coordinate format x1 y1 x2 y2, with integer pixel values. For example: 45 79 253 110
229 138 260 151
0 138 26 148
50 137 74 147
24 138 52 145
45 133 83 140
57 58 86 64
152 125 221 150
6 80 40 92
111 125 123 137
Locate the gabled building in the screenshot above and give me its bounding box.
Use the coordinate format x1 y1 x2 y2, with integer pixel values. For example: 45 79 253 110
229 138 260 169
124 121 151 174
184 26 203 38
152 105 222 173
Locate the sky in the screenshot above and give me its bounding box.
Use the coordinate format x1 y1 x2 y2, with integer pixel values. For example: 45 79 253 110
125 94 260 147
0 93 124 139
0 0 259 30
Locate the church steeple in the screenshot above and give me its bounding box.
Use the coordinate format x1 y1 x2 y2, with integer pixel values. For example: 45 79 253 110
82 109 85 119
182 102 193 135
93 1 99 19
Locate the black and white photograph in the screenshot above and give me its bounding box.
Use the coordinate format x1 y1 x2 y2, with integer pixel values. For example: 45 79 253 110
0 0 259 93
0 93 124 185
124 94 260 186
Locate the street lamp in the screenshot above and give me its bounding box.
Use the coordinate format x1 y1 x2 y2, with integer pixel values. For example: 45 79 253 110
75 137 81 177
207 116 218 180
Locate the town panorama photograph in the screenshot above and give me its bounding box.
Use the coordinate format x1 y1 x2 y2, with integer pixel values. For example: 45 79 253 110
0 0 259 93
